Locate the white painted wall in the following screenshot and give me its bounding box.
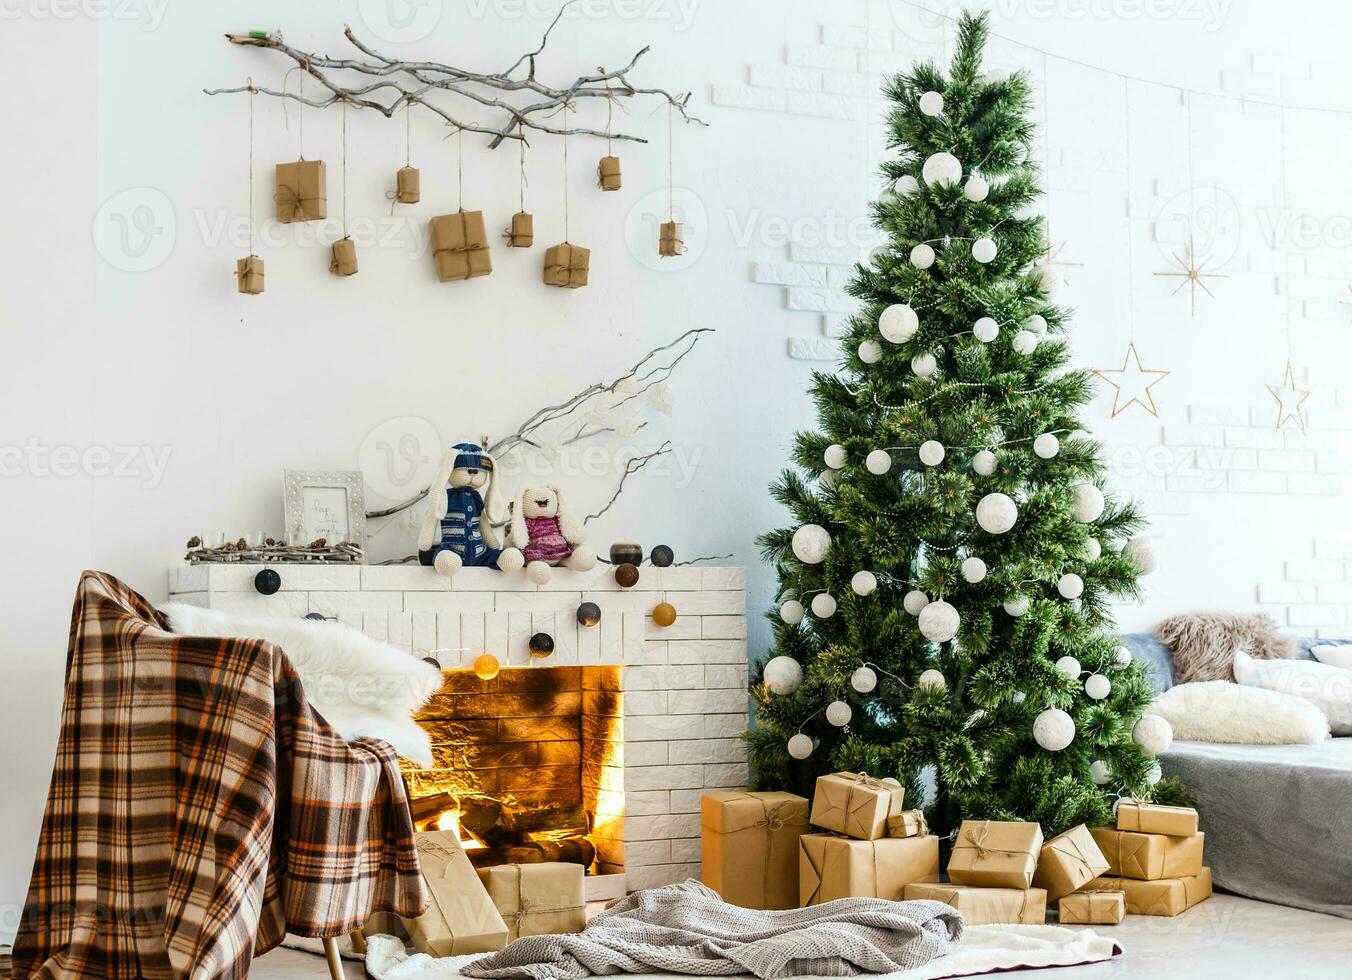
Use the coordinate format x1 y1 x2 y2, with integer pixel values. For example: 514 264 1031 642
5 0 1352 941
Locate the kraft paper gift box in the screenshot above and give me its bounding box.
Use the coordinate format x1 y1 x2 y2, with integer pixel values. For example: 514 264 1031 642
430 210 492 282
476 863 586 942
1079 867 1212 916
810 772 906 841
1033 824 1109 901
396 166 421 204
700 790 809 910
887 810 928 839
543 243 590 288
903 883 1047 925
799 833 939 906
1089 827 1205 881
598 155 622 190
507 211 534 248
1115 802 1199 837
392 831 508 955
947 819 1043 889
329 237 358 277
236 255 264 295
659 221 685 257
1058 890 1125 925
275 159 327 222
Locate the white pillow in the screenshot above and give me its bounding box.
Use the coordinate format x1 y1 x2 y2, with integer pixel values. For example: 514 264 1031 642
1233 648 1352 736
1152 680 1329 745
1311 643 1352 671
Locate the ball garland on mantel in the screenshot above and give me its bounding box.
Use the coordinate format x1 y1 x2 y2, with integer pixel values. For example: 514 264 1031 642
651 602 678 628
576 601 602 627
1033 707 1075 751
473 653 502 681
764 655 803 695
792 523 832 564
650 544 675 567
529 632 555 658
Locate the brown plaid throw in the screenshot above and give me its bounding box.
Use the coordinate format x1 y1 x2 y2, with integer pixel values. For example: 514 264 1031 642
13 572 428 979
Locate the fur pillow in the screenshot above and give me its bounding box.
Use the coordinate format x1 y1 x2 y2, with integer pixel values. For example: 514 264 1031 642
1234 648 1352 736
1156 612 1295 683
1152 680 1329 745
160 603 443 766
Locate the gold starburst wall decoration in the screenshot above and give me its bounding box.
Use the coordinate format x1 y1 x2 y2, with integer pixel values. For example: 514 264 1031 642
1094 343 1171 418
1266 361 1310 433
1153 236 1226 315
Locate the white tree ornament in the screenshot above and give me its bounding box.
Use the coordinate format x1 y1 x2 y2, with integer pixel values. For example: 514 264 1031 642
1071 483 1106 523
825 699 853 727
963 175 989 202
918 600 960 642
823 444 847 470
851 665 878 693
879 303 919 343
787 732 814 759
792 523 832 563
973 316 1000 343
1089 759 1112 785
971 237 998 264
918 90 944 116
910 243 936 269
1055 655 1082 680
1085 673 1111 700
1057 572 1085 600
972 449 997 476
851 570 878 596
976 492 1019 534
1033 433 1060 459
1133 714 1174 755
1012 329 1038 355
818 469 836 491
1083 537 1103 561
811 592 838 618
911 352 938 378
903 589 930 616
919 440 946 467
1146 761 1163 785
918 668 947 690
1115 645 1133 666
779 599 805 625
893 174 920 197
1033 708 1076 750
866 449 893 475
961 556 987 583
1003 595 1029 617
921 151 962 187
858 340 883 364
1024 314 1048 337
763 655 803 695
1123 537 1158 575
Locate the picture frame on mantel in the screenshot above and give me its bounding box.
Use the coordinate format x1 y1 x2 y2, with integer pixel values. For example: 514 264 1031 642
283 469 367 553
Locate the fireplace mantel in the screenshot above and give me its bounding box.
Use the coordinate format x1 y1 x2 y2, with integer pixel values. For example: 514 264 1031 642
167 562 749 896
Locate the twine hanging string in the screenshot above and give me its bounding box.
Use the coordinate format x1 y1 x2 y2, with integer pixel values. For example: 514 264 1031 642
247 77 256 256
666 98 675 221
441 122 466 211
519 137 527 213
389 98 416 214
281 64 307 159
562 103 571 240
340 95 348 238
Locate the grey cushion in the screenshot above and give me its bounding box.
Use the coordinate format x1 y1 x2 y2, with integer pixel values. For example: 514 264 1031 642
1120 633 1174 693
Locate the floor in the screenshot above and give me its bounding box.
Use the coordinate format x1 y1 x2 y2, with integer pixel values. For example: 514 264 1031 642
242 894 1352 980
4 894 1350 978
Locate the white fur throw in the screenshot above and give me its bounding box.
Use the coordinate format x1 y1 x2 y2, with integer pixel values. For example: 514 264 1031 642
160 603 443 766
1311 643 1352 671
1234 648 1352 736
1156 611 1294 683
1152 679 1330 745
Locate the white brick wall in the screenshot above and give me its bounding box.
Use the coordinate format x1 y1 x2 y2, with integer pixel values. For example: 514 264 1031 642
168 562 748 893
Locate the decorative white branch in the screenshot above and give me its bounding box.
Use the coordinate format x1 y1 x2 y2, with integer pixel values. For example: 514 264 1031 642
583 441 672 525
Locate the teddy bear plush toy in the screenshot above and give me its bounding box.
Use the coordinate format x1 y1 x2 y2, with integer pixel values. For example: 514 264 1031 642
417 442 525 576
510 485 597 582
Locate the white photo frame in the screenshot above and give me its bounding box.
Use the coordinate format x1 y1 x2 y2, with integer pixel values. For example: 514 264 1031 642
283 469 367 553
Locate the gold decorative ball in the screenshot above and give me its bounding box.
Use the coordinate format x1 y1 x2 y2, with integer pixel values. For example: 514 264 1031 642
651 602 677 628
473 653 501 681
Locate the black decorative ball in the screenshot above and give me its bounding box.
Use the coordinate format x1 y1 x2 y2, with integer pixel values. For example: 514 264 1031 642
650 545 675 567
609 543 643 566
576 601 602 627
255 568 282 595
304 612 326 621
529 632 555 659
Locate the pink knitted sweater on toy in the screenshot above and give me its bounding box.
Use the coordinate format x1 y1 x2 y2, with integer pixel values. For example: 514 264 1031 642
522 516 572 564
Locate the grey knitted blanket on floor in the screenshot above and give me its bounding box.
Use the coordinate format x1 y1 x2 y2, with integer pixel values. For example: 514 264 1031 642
460 880 963 980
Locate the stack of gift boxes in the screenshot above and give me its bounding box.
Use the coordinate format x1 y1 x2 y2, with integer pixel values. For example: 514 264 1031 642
701 776 1210 926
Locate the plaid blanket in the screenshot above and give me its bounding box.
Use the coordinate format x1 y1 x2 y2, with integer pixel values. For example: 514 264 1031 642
13 571 429 979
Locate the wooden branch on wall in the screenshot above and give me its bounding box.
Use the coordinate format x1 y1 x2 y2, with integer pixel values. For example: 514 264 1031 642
203 1 707 147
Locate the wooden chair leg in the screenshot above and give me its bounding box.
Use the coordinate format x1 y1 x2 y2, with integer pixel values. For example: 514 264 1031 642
350 930 367 955
322 937 344 980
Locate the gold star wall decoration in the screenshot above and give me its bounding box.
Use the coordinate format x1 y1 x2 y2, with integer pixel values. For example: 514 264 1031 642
1153 236 1226 315
1094 343 1171 418
1266 361 1310 433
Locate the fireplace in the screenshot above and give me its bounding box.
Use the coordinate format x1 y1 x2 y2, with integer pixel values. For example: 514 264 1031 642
404 665 625 883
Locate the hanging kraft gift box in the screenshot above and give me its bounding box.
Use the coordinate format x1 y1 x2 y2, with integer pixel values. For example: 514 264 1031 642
476 863 586 942
1033 824 1109 901
1079 867 1212 916
799 832 939 906
809 771 906 841
430 210 492 282
598 155 622 190
700 791 809 910
329 237 358 277
1090 827 1205 880
543 243 589 288
507 212 534 248
903 883 1047 925
1115 802 1199 837
947 819 1044 889
658 221 685 257
1058 890 1126 925
374 831 507 955
236 255 264 295
396 166 421 204
275 159 327 223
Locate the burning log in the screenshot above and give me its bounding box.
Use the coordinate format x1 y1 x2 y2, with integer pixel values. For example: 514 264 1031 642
466 837 596 869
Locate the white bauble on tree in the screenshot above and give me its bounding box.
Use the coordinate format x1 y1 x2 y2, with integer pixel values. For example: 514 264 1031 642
818 469 837 491
918 668 947 690
973 316 999 343
971 237 998 264
903 589 929 616
1133 714 1174 755
858 340 883 364
1115 645 1133 666
911 352 938 378
918 600 960 642
825 700 853 727
1055 655 1082 680
971 449 997 476
1146 762 1163 785
792 523 832 564
918 440 946 467
921 151 962 187
811 592 837 618
1003 595 1029 617
1012 329 1038 355
1024 314 1048 337
1085 673 1112 700
1123 537 1158 575
909 243 936 269
1033 708 1076 751
851 570 878 596
1083 537 1103 561
763 656 803 695
893 174 920 197
963 175 989 202
1057 573 1085 600
823 444 847 470
1089 759 1112 785
787 732 814 759
866 449 892 475
879 303 919 343
1071 483 1106 523
918 90 944 116
1036 262 1060 296
779 599 805 625
960 556 987 583
1033 433 1060 459
976 492 1019 534
880 776 901 787
851 665 878 693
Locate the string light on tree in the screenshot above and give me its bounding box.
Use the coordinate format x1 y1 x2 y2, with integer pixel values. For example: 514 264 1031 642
880 303 920 343
961 557 987 583
893 174 920 197
1122 537 1158 574
972 450 997 476
1115 645 1133 666
859 340 883 364
910 243 936 269
851 665 878 693
1055 655 1082 680
866 449 893 474
964 175 989 202
922 151 962 187
825 700 853 726
1033 708 1075 750
779 599 805 625
971 237 998 264
787 732 814 759
918 440 946 467
903 590 929 616
811 592 837 618
792 523 832 563
1071 483 1105 523
763 655 803 695
976 492 1019 534
1024 314 1048 337
918 90 944 116
911 352 938 377
1085 673 1111 700
1012 329 1038 355
973 316 999 343
1057 573 1084 600
851 570 878 596
1133 714 1174 755
823 445 847 470
918 600 960 642
1003 595 1029 617
1033 433 1060 459
918 668 947 690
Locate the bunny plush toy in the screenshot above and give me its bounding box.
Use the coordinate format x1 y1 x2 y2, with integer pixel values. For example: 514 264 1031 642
511 485 597 580
417 442 525 576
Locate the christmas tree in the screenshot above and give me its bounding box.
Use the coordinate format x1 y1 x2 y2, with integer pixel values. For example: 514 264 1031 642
748 12 1188 838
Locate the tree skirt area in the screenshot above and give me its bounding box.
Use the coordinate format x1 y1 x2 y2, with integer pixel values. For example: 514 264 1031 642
362 927 1121 980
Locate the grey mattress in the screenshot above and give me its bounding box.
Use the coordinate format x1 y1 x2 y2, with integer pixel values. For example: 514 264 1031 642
1160 738 1352 919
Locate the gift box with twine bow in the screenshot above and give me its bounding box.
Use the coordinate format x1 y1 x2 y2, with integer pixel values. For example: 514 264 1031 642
1115 801 1199 837
886 809 928 839
903 882 1047 925
809 771 906 841
1058 890 1125 925
700 791 808 910
236 255 264 295
506 211 534 248
330 237 358 277
1079 867 1212 916
799 832 939 906
543 243 589 288
430 210 492 282
597 155 622 191
1033 823 1109 901
395 166 421 204
946 819 1043 889
274 159 327 223
659 221 686 257
1090 827 1205 881
476 863 585 942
